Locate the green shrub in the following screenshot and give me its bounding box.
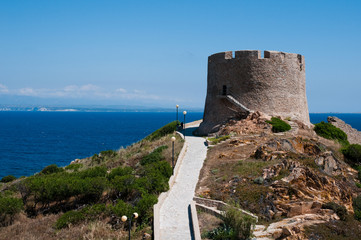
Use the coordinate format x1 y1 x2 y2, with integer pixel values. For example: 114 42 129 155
266 117 291 133
322 202 348 221
111 200 136 218
55 210 85 229
142 161 172 193
314 121 349 146
0 196 23 226
203 224 235 240
65 163 83 171
111 175 138 198
100 150 118 158
77 166 107 179
135 193 158 222
342 144 361 165
145 121 179 141
40 164 64 175
140 145 168 166
81 177 108 202
353 195 361 221
108 166 133 180
55 204 107 229
222 206 256 239
208 135 230 145
0 175 17 183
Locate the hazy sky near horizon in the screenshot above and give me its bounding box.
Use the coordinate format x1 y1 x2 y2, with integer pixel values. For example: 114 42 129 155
0 0 360 112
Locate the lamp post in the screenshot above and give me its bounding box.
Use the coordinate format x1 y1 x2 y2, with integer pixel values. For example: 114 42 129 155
176 105 179 124
171 136 176 170
121 212 139 240
183 111 187 138
183 111 187 130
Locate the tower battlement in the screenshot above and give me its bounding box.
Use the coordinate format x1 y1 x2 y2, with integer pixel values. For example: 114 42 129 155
197 50 310 135
208 50 304 66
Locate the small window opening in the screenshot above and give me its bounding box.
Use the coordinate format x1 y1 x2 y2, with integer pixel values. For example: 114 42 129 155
222 85 227 95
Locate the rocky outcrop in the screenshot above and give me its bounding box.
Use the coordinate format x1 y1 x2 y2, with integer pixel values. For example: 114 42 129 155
253 212 339 240
328 116 361 145
217 111 272 136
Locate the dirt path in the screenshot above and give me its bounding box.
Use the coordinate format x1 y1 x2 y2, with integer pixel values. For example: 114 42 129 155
159 122 208 240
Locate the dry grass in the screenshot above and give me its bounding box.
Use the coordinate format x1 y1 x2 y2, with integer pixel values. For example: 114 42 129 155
0 213 150 240
197 211 222 239
79 133 184 171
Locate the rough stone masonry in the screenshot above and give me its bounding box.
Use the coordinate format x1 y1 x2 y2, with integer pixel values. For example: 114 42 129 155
197 50 310 135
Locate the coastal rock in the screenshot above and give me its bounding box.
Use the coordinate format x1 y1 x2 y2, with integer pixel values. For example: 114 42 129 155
328 116 361 145
315 151 342 176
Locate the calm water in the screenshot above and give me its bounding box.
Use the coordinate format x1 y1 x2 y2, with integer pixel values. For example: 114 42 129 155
0 112 360 179
0 112 203 178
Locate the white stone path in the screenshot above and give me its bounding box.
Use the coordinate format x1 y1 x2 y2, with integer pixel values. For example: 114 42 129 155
159 122 208 240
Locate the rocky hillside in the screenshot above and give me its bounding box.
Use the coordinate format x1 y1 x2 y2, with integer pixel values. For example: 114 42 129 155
196 112 361 239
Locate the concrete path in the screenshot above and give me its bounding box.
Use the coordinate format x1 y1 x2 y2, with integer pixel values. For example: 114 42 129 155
159 122 208 240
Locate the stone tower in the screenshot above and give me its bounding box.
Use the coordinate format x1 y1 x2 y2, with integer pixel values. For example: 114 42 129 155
197 50 310 135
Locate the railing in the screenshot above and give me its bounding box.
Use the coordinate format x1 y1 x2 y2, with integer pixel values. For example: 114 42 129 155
218 88 251 113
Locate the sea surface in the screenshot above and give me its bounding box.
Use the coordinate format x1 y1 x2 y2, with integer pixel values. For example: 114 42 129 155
0 111 203 178
0 112 360 179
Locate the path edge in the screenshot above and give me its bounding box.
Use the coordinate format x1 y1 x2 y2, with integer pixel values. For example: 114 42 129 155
153 131 188 240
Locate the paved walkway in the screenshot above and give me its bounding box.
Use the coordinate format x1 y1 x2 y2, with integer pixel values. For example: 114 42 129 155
159 122 208 240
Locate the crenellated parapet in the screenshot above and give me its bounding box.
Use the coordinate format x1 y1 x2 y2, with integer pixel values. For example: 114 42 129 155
197 50 310 135
208 50 304 67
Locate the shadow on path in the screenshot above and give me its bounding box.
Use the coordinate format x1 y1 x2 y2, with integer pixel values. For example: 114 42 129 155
181 127 199 137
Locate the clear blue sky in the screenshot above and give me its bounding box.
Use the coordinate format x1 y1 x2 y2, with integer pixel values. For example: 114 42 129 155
0 0 360 112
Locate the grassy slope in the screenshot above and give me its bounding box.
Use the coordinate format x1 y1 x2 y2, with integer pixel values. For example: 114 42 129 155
0 121 184 240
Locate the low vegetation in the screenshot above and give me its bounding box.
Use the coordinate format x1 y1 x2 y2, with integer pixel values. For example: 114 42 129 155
0 192 23 226
208 135 230 145
353 195 361 221
0 175 17 183
322 202 348 221
0 120 183 238
314 121 349 146
203 205 256 240
266 117 291 133
342 144 361 165
145 120 179 141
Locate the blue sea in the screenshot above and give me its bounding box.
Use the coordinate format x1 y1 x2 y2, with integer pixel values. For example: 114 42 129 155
0 112 360 179
0 112 203 178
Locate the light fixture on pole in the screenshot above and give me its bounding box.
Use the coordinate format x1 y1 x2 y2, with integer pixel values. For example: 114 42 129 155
171 136 176 170
176 105 179 124
121 212 139 240
183 111 187 130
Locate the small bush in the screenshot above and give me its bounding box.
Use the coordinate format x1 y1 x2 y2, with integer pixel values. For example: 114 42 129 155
0 175 17 183
55 210 85 229
108 166 133 180
55 204 107 229
78 166 107 179
353 195 361 221
135 193 158 222
140 145 168 165
203 224 235 240
65 163 83 171
100 150 118 158
342 144 361 165
111 200 136 218
314 121 349 146
266 117 291 133
222 206 256 239
40 164 64 175
145 121 179 141
322 202 348 221
208 135 230 145
0 196 23 226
